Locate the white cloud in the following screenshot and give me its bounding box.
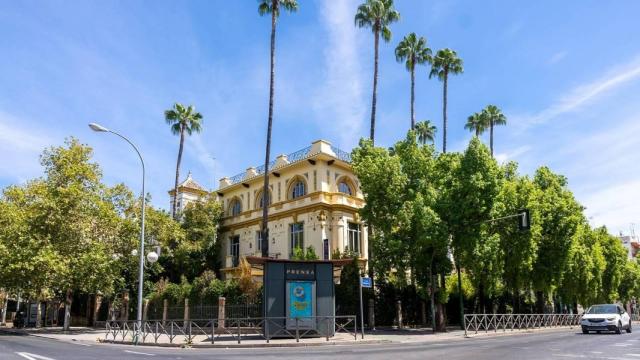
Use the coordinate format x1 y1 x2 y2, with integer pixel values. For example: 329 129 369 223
0 111 55 183
494 145 532 164
513 55 640 128
313 0 367 150
547 51 568 65
582 179 640 234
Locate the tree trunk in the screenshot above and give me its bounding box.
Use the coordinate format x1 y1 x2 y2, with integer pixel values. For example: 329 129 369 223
261 4 278 258
490 121 494 157
478 283 485 314
436 272 447 331
410 61 415 130
93 295 102 326
457 266 464 330
370 27 380 144
442 70 448 153
172 126 185 219
121 292 130 322
1 292 7 326
63 289 72 331
535 290 545 314
429 266 436 332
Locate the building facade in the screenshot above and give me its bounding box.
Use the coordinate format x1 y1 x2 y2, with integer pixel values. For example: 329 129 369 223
215 140 368 279
619 234 640 259
168 172 208 214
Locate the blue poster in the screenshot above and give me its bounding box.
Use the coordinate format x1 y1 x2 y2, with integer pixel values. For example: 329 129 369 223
289 281 313 318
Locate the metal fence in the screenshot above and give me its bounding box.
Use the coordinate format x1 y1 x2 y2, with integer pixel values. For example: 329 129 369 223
104 316 358 345
464 313 582 336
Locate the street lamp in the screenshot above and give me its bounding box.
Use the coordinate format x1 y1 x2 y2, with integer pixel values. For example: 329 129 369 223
89 122 146 343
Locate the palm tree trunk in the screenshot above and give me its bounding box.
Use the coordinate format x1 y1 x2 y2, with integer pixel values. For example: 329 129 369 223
490 122 494 157
410 61 415 130
370 27 380 144
442 70 448 153
261 3 278 258
172 126 185 219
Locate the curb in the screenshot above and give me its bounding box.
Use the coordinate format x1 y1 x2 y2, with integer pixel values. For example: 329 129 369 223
97 338 391 349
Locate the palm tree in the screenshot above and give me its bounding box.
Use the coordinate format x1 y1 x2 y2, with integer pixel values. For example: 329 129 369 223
258 0 298 257
395 33 432 130
481 104 507 157
464 112 487 137
414 120 437 145
355 0 400 144
429 48 463 153
165 103 203 219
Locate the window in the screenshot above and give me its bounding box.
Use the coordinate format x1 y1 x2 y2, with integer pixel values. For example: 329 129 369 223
230 236 240 267
347 222 361 255
258 191 271 209
255 231 263 252
338 182 352 195
290 222 304 256
323 239 329 260
291 181 306 199
229 198 242 216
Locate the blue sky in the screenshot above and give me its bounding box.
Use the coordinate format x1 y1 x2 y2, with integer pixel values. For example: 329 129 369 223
1 1 639 234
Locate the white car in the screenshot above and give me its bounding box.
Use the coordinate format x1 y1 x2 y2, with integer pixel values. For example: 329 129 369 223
581 304 632 334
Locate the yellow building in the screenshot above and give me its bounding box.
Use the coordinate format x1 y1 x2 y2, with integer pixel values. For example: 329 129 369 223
215 140 368 280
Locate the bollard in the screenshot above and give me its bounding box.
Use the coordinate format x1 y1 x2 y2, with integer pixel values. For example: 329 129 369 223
369 299 376 330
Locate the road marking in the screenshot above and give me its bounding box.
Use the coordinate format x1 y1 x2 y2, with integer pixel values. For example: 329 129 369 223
590 352 603 354
16 353 56 360
124 350 155 356
625 355 640 357
69 340 91 347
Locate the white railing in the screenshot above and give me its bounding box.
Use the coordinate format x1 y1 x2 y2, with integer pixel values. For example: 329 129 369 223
464 313 582 336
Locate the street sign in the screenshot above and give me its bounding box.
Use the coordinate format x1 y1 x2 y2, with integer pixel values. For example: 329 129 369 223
361 277 372 288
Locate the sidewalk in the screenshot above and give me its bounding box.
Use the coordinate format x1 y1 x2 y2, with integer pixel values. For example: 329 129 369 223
0 324 582 348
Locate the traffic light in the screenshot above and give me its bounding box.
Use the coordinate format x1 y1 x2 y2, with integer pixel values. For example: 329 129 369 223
518 209 530 231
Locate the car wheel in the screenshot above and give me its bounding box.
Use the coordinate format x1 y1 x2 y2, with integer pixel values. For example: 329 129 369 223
596 330 601 334
616 321 622 334
582 328 589 334
627 320 632 333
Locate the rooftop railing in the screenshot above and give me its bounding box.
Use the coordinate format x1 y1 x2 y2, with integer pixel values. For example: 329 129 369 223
225 144 350 187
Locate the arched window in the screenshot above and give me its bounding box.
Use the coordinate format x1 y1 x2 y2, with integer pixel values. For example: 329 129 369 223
257 190 271 209
229 198 242 216
338 181 352 195
291 180 306 199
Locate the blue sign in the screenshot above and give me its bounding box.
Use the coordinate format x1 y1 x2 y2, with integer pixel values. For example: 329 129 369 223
361 277 372 288
289 281 313 318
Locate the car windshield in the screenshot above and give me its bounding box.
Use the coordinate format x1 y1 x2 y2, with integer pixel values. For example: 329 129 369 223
586 305 618 314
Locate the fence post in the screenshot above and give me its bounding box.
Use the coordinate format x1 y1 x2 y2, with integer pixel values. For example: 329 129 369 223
237 320 241 344
295 318 300 343
369 299 376 330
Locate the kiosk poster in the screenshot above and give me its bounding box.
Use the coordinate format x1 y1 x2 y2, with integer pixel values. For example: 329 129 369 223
289 281 313 318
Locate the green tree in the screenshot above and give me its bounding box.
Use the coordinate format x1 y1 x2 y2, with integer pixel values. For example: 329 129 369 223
429 48 463 153
258 0 298 257
448 138 501 314
464 112 487 137
531 166 583 312
559 224 605 308
414 120 437 145
481 105 507 157
164 103 203 219
394 33 432 129
355 0 400 143
618 259 640 304
594 227 628 303
493 164 541 312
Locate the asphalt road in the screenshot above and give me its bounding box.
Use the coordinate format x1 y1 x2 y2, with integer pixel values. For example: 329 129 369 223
3 329 640 360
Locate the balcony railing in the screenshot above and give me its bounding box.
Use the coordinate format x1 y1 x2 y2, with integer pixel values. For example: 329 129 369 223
225 144 351 187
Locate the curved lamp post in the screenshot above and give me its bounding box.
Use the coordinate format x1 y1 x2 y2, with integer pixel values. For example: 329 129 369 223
89 122 146 343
